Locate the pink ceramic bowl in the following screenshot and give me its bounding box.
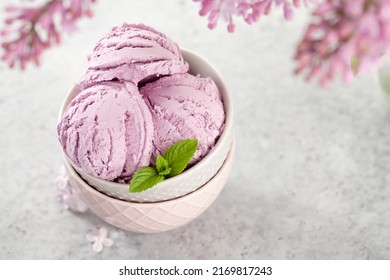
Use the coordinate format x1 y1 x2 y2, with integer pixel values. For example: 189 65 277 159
64 142 234 233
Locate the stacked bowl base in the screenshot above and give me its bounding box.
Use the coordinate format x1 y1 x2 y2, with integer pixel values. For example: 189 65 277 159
64 144 234 233
60 49 234 233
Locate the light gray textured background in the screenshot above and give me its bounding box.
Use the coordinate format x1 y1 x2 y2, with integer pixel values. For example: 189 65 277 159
1 0 390 259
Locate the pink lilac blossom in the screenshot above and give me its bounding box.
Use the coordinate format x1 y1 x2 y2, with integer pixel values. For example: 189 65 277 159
295 0 390 87
194 0 312 32
86 227 114 253
1 0 96 69
55 165 88 213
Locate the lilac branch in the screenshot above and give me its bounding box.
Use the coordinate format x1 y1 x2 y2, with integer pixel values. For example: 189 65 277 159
294 0 390 87
1 0 96 69
193 0 314 33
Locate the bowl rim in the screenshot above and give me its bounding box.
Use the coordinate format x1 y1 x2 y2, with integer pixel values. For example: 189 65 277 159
58 48 233 190
65 141 235 205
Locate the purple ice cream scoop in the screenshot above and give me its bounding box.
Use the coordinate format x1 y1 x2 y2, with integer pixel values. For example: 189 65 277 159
141 73 225 164
78 23 189 89
57 82 154 182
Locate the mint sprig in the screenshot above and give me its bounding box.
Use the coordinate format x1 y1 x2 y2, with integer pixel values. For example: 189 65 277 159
163 139 199 177
129 167 164 193
129 139 198 193
156 155 171 176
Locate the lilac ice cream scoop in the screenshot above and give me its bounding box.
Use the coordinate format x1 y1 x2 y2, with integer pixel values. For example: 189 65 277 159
141 73 225 164
57 82 154 182
78 23 189 89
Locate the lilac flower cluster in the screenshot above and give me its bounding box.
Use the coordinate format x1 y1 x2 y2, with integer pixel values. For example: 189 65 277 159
295 0 390 86
1 0 96 69
2 0 390 87
194 0 311 32
55 165 88 213
55 166 113 253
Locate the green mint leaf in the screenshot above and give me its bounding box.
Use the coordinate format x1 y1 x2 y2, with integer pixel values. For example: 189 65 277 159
163 139 198 177
129 167 165 193
156 154 171 176
128 139 198 193
158 167 171 176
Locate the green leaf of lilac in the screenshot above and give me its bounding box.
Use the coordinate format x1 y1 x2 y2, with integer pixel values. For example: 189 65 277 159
351 56 359 73
156 155 171 176
129 167 165 193
163 139 198 177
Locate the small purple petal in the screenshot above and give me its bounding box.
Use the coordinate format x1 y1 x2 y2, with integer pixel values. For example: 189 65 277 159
102 238 114 247
93 241 103 253
86 233 97 242
98 227 108 238
284 3 293 20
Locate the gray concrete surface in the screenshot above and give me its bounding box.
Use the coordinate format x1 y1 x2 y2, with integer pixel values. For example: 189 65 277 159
1 0 390 259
